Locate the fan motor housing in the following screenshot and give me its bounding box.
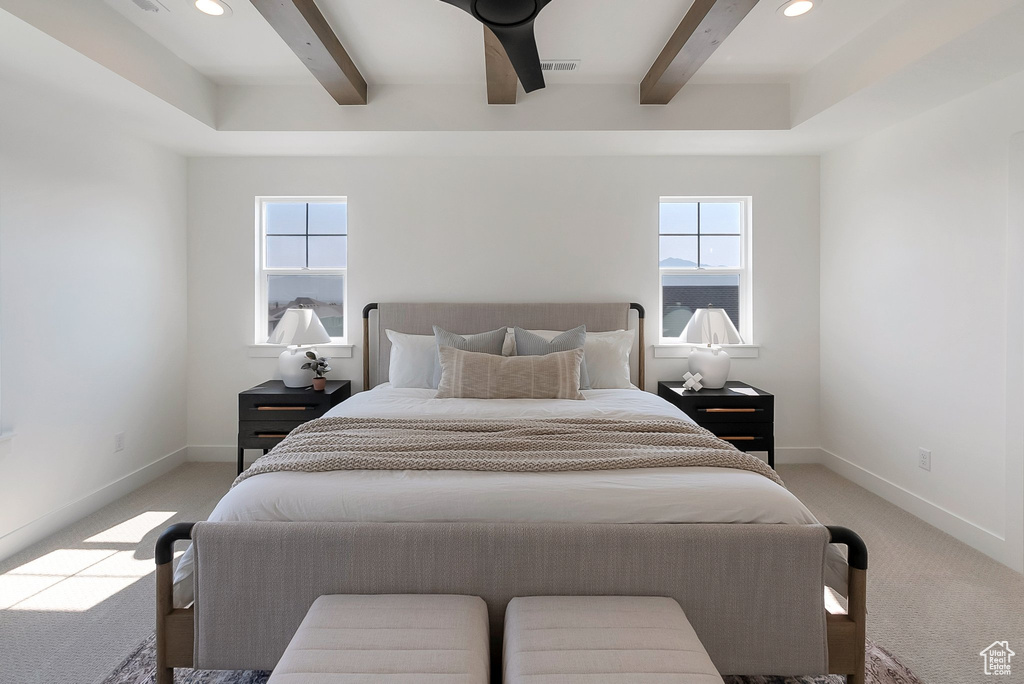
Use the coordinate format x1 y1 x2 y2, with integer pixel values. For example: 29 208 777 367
473 0 538 26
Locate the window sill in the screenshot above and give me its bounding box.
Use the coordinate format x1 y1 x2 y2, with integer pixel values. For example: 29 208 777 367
248 344 354 359
653 344 760 359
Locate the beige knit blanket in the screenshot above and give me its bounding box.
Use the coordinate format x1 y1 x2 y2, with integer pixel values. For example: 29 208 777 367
235 417 783 487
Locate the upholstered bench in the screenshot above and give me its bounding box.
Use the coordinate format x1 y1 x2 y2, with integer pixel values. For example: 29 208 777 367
267 594 490 684
503 596 723 684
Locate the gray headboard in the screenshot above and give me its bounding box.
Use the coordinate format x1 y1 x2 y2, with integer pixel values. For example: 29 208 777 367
362 302 645 390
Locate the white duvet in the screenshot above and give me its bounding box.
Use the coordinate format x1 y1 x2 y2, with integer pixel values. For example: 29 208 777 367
174 385 842 606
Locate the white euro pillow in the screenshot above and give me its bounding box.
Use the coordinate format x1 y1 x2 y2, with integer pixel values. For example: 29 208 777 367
507 328 634 389
385 330 438 389
580 329 635 389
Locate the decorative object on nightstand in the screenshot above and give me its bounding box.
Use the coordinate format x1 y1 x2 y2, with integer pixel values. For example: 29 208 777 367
237 379 351 474
657 380 774 468
680 306 743 390
301 352 332 391
681 372 703 391
268 308 333 388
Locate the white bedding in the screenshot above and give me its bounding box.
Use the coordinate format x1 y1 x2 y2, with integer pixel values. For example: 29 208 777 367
174 385 843 606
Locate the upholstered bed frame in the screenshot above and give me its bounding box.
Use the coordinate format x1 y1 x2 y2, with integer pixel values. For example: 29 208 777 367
155 302 866 684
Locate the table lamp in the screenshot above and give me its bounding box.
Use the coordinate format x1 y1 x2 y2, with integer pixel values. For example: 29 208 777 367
268 308 332 387
679 307 742 389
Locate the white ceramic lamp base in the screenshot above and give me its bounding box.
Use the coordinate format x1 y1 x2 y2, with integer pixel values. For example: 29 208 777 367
278 347 318 388
687 346 731 389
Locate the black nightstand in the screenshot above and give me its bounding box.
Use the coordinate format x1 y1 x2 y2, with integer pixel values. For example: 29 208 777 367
657 380 775 468
237 380 351 474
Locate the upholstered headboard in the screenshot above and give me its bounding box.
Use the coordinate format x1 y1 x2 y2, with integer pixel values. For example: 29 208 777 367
362 302 645 390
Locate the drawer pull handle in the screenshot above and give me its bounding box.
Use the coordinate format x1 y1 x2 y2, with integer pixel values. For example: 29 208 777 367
256 406 311 411
701 408 760 413
719 436 759 441
256 433 289 438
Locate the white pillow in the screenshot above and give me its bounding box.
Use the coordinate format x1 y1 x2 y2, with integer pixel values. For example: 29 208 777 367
385 330 438 389
580 330 634 389
510 329 634 389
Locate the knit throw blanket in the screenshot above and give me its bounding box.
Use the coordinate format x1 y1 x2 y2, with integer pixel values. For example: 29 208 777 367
235 417 783 487
235 417 778 485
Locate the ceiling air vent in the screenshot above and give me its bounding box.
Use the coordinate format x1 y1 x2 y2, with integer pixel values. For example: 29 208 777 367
130 0 169 12
540 60 580 72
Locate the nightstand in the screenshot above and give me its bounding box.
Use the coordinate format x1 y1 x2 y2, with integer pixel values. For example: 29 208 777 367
237 380 351 474
657 380 775 468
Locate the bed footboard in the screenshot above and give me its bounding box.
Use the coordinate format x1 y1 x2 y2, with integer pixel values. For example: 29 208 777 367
156 522 867 683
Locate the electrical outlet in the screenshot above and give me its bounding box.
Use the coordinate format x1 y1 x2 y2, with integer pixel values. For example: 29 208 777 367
918 448 931 471
115 432 126 453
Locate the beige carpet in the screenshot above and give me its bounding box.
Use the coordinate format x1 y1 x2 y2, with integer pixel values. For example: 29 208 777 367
781 464 1024 684
0 462 1021 683
0 463 235 684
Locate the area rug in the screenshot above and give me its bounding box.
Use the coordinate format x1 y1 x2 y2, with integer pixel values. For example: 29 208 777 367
102 633 924 684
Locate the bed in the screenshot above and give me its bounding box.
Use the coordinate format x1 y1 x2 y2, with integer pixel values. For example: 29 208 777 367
156 302 867 684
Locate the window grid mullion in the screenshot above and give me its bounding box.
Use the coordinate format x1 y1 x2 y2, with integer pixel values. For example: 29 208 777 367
696 202 701 268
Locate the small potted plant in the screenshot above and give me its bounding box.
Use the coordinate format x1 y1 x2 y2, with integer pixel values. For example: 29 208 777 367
301 352 331 391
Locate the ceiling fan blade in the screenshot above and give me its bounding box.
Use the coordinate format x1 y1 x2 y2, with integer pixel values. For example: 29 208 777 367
488 22 545 92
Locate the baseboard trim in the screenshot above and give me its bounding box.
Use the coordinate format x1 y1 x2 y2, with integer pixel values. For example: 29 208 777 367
818 447 1008 563
0 446 188 563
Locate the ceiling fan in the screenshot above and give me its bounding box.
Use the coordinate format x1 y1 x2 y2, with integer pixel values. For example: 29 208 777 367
439 0 553 93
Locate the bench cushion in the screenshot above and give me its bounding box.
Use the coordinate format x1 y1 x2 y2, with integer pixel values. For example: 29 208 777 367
504 596 722 684
267 594 489 684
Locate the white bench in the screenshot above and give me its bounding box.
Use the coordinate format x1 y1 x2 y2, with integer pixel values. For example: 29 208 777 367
267 594 490 684
503 596 723 684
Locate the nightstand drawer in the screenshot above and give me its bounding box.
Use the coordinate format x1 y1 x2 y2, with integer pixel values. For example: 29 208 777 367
686 404 772 423
238 420 306 452
238 419 306 442
238 401 327 422
674 394 771 417
701 421 773 442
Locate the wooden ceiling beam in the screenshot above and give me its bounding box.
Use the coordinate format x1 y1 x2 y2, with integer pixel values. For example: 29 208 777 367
250 0 367 105
640 0 758 105
484 26 518 105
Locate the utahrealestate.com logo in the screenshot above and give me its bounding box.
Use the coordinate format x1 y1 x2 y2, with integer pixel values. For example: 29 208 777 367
980 641 1015 676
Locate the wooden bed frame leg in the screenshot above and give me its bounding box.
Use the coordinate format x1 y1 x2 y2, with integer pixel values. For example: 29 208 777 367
156 562 175 684
849 566 867 684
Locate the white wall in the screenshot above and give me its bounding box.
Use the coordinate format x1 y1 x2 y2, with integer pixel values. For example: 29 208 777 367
186 155 821 460
820 71 1024 571
0 81 188 559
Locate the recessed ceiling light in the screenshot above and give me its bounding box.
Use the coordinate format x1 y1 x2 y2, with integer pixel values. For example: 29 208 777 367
195 0 231 16
778 0 816 17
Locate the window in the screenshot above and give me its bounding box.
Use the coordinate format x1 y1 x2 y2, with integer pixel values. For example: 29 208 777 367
659 197 751 342
257 198 347 343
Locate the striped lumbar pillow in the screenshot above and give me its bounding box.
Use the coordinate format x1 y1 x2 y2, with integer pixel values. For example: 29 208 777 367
512 325 591 390
436 346 586 400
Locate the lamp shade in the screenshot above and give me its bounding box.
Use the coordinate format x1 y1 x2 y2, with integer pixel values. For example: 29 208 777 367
268 308 332 346
679 307 743 345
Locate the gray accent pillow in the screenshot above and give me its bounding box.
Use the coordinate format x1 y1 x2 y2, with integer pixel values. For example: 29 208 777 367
432 326 508 388
513 325 591 390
